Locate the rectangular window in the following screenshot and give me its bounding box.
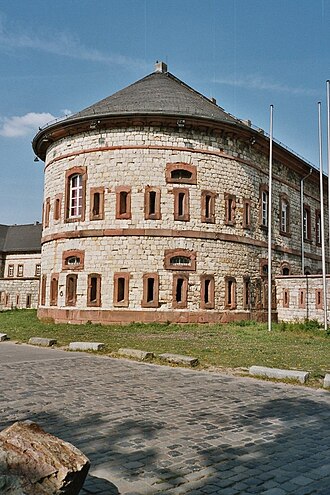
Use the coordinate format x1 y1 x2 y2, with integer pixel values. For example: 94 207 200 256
173 274 188 308
144 187 161 220
315 289 323 309
116 187 131 219
17 265 24 277
315 210 321 245
142 273 159 308
40 274 47 306
114 272 130 307
283 288 290 308
35 264 41 277
26 294 31 309
44 197 51 227
261 190 268 227
201 190 216 223
225 193 236 225
279 195 290 234
299 289 306 309
90 187 105 221
66 274 78 306
16 294 20 307
243 199 251 228
87 273 101 307
65 167 86 222
50 274 59 306
225 277 236 309
174 188 190 221
303 204 311 241
53 194 62 221
200 275 215 309
243 277 250 309
8 265 14 277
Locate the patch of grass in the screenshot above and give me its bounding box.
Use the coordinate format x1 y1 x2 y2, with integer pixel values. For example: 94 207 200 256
1 310 329 387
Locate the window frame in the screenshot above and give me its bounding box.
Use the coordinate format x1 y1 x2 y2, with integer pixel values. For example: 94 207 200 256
50 273 59 306
44 197 51 228
53 193 62 221
35 264 41 277
315 288 323 309
8 264 14 278
165 163 197 185
303 203 312 241
243 198 251 229
164 249 196 271
224 193 236 226
17 264 24 277
259 184 269 228
66 273 78 307
283 288 290 308
115 186 132 220
65 166 87 222
201 190 216 223
243 276 251 310
87 273 102 307
200 275 215 310
144 187 161 220
40 274 47 306
279 194 290 236
90 187 105 221
225 276 237 309
172 273 189 309
141 273 160 308
315 209 321 246
173 187 190 222
62 250 85 271
113 272 130 307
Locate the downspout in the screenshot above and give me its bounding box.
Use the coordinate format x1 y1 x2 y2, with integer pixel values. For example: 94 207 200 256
301 168 313 274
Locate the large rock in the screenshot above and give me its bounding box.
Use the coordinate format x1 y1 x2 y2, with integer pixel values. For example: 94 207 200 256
0 421 90 494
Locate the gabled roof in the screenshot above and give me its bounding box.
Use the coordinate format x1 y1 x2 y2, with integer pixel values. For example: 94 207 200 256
0 224 42 253
66 69 239 125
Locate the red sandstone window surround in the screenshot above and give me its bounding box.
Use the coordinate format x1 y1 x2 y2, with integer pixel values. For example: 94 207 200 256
144 187 161 220
65 166 87 222
40 274 47 306
90 187 105 221
299 289 306 309
173 273 188 309
44 197 51 228
116 186 131 219
173 188 190 221
283 288 290 308
315 288 323 309
53 194 62 221
224 193 236 226
243 199 251 229
66 274 78 306
141 273 159 308
201 190 216 223
164 249 196 271
62 250 85 271
165 163 197 185
200 275 215 309
50 273 59 306
87 273 102 307
114 272 130 307
225 276 236 309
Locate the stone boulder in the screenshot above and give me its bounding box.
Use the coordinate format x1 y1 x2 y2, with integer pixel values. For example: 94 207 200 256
0 421 90 494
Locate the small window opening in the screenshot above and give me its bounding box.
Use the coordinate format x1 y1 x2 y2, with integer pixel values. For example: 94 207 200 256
170 256 191 266
90 277 98 303
117 277 126 302
282 267 290 275
93 192 100 216
171 169 192 180
176 278 184 303
178 192 185 217
227 280 233 305
26 294 31 308
147 278 155 303
205 195 211 219
119 191 128 215
66 256 80 266
149 191 156 216
204 279 210 304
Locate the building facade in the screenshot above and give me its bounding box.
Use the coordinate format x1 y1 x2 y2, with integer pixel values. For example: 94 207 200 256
0 224 42 310
32 62 328 324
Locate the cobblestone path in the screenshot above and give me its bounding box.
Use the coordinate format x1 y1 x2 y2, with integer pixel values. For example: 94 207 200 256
0 343 329 494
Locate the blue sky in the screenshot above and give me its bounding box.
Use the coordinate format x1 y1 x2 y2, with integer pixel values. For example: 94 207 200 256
0 0 329 224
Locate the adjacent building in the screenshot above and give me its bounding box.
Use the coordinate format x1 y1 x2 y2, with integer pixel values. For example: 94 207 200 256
32 62 327 324
0 223 42 310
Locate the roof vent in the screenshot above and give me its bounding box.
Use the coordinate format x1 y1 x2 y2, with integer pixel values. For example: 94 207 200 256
210 97 217 104
155 61 168 73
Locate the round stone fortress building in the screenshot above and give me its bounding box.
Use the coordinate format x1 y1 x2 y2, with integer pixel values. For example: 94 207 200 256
33 62 324 324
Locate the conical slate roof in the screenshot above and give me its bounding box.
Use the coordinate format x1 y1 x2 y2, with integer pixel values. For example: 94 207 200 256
65 67 239 125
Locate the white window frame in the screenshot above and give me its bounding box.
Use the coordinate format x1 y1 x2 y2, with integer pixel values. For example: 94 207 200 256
261 190 268 227
69 174 83 218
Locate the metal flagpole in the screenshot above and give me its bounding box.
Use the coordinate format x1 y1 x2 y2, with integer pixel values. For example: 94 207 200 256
327 81 330 275
318 102 327 330
268 105 273 332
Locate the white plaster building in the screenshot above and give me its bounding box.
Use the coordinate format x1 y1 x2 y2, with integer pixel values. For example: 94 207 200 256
32 62 328 324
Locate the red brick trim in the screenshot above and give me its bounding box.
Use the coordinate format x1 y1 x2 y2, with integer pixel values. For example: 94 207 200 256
165 163 197 185
62 250 85 271
164 249 196 271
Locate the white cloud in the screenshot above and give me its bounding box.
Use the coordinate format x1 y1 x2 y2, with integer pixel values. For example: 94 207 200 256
0 14 146 70
0 112 56 137
215 75 318 97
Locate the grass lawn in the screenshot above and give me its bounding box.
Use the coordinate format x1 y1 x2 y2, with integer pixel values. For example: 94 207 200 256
1 309 329 387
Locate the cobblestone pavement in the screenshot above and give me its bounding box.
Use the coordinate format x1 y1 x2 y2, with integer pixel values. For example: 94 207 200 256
0 342 329 495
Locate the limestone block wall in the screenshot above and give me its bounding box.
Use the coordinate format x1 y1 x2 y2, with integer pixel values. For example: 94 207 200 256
0 278 39 310
3 253 41 279
38 125 326 323
276 275 330 323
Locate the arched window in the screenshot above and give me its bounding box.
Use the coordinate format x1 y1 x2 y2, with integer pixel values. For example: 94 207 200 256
164 249 196 271
62 250 85 270
65 167 87 222
165 163 197 184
